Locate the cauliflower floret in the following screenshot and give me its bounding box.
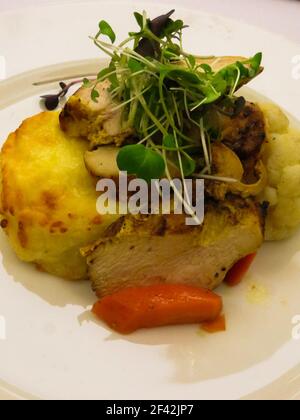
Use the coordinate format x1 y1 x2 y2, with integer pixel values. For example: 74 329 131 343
259 102 290 134
262 186 278 207
278 165 300 197
265 131 300 186
265 197 300 241
259 102 300 240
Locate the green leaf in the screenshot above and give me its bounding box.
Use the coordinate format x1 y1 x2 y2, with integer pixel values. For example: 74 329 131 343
163 134 177 149
186 55 196 69
134 12 144 29
117 145 165 182
236 61 249 78
98 20 116 43
163 44 181 59
97 67 113 80
91 88 100 103
211 73 227 94
250 52 262 73
173 19 185 32
181 154 196 176
201 84 222 104
163 19 184 36
96 64 118 90
163 134 182 149
175 153 196 176
161 66 200 85
108 67 118 89
199 64 213 74
128 31 142 37
128 58 144 73
82 78 90 87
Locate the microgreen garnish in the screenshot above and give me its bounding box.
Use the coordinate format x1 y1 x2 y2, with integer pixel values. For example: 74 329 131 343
87 10 263 220
117 144 165 182
41 79 94 110
40 10 263 220
40 94 61 111
97 20 116 44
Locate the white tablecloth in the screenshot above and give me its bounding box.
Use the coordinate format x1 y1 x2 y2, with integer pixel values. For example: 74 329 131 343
0 0 300 44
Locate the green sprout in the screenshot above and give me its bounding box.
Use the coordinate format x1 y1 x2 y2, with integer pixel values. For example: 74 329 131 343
88 10 263 186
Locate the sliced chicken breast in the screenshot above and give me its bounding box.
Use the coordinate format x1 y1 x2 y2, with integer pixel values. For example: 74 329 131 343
59 80 132 148
83 197 264 297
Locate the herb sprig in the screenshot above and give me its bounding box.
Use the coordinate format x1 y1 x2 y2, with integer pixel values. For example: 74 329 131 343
87 10 263 183
41 79 93 110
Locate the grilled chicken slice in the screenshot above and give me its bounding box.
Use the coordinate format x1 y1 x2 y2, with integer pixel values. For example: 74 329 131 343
59 80 132 148
204 101 267 201
195 56 263 87
218 102 266 160
84 146 120 178
83 197 264 297
83 100 266 182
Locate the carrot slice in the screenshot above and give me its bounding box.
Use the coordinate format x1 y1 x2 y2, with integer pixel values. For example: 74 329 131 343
225 253 257 287
201 314 226 333
92 284 223 335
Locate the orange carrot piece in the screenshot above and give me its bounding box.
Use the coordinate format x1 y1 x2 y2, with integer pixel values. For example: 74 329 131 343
92 284 223 335
201 314 226 334
225 253 257 287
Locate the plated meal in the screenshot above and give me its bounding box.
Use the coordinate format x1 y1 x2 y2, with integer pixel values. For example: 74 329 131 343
1 10 300 335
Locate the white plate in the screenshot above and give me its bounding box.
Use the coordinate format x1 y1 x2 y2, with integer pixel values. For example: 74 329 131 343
1 0 300 401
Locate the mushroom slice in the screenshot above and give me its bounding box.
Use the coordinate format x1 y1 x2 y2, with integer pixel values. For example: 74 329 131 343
212 143 244 181
84 146 120 178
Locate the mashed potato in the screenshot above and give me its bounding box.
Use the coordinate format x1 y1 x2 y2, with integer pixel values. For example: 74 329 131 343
0 112 118 279
259 102 300 240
